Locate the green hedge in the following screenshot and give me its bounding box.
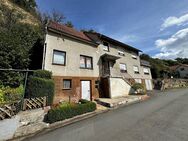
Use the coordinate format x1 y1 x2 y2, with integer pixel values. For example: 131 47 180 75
45 100 96 123
26 76 54 105
33 70 52 79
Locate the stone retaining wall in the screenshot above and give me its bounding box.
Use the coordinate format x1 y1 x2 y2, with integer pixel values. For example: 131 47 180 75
154 79 188 90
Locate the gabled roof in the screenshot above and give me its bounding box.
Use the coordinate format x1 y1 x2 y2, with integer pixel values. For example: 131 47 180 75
47 21 98 46
84 32 142 52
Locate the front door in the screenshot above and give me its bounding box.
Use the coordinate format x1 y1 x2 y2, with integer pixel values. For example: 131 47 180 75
145 79 152 90
81 81 91 101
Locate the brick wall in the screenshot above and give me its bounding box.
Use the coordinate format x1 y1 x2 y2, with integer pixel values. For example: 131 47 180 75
53 76 100 104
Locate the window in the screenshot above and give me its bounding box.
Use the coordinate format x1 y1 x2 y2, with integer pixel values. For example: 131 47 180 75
63 79 71 89
80 55 93 69
118 51 125 56
180 68 185 71
132 55 137 59
143 68 149 75
120 63 127 73
103 42 109 51
95 80 99 88
52 50 66 65
133 66 139 74
135 79 142 83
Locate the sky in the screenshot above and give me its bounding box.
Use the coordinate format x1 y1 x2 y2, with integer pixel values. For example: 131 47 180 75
36 0 188 59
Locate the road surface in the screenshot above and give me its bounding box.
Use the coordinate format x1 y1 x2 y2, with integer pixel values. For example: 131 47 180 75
28 88 188 141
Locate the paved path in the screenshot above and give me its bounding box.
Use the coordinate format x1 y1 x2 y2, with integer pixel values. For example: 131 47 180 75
28 88 188 141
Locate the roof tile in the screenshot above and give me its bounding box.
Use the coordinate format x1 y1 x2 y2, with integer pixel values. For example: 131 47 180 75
48 21 92 42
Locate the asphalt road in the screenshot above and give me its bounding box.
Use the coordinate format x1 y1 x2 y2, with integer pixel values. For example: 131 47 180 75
28 88 188 141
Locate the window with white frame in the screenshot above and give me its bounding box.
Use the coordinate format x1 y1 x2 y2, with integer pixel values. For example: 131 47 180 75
132 55 137 59
52 50 66 65
143 68 149 75
80 55 93 69
63 79 71 89
118 50 125 56
103 42 109 51
120 63 127 73
133 66 139 74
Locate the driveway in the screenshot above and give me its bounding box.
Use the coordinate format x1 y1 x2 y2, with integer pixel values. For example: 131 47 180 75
28 88 188 141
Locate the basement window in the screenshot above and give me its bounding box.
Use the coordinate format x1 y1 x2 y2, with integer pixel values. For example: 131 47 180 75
63 79 72 89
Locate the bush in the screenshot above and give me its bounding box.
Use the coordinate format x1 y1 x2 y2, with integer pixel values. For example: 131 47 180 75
79 99 90 104
33 70 52 79
45 100 96 123
0 85 23 103
26 76 54 105
132 83 145 95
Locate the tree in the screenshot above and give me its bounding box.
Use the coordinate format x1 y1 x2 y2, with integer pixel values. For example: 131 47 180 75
65 21 74 28
175 58 188 64
81 28 96 33
11 0 37 13
0 6 42 87
39 9 66 25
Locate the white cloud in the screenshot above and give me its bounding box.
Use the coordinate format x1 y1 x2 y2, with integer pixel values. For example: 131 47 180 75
111 34 138 43
161 13 188 30
154 28 188 59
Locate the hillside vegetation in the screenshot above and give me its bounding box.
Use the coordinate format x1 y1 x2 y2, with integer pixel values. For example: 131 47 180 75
0 0 39 26
140 54 188 79
0 0 43 87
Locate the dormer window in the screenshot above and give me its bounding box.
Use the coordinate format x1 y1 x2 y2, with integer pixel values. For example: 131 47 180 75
132 55 137 59
103 42 109 51
118 50 125 56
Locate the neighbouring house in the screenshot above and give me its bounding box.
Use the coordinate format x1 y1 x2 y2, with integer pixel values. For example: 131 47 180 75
170 64 188 79
42 21 153 104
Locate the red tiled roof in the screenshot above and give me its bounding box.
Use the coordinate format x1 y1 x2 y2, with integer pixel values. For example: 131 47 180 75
47 21 92 42
170 64 188 71
169 65 179 71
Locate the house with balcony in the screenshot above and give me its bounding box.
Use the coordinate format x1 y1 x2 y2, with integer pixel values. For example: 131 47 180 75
85 32 153 97
42 21 153 104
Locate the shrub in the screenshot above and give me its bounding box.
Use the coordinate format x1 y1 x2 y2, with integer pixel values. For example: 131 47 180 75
0 85 23 103
0 89 4 103
26 76 54 105
33 70 52 79
132 83 146 95
79 99 90 104
45 100 96 123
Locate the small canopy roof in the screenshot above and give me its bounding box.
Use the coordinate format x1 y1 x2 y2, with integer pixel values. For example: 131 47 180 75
101 53 120 60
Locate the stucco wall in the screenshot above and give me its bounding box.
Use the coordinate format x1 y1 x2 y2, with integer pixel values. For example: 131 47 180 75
98 43 152 80
109 77 133 98
140 66 152 79
44 32 152 80
44 32 100 77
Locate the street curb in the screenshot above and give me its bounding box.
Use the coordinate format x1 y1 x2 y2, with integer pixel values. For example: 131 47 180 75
10 95 150 141
10 109 110 141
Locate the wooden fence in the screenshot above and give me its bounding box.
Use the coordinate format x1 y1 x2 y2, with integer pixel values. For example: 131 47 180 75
0 101 20 120
23 96 47 110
